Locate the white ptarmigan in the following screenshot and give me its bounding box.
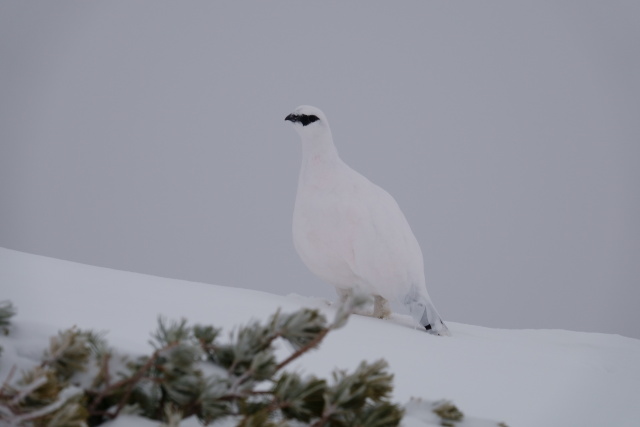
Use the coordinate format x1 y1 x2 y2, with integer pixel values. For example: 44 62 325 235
285 105 450 336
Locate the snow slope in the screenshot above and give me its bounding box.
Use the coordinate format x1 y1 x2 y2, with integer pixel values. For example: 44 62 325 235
1 247 639 426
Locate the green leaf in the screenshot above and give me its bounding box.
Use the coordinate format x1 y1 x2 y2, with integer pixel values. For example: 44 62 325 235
432 400 464 421
45 328 94 380
0 300 16 334
151 317 191 348
193 324 220 347
273 372 326 422
275 309 328 349
248 350 277 381
353 402 404 427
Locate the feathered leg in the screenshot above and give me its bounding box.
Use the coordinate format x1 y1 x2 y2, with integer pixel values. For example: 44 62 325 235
373 295 391 319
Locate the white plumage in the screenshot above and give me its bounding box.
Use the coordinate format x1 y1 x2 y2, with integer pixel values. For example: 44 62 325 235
285 105 449 336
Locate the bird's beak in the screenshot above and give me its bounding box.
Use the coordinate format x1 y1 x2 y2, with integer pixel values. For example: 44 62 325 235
285 113 297 123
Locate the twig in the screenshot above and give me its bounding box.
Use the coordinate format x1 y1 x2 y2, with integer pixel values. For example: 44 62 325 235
40 327 76 369
11 386 82 424
87 342 178 418
0 365 17 396
100 352 112 386
9 375 48 407
309 403 336 427
275 328 329 372
110 342 179 420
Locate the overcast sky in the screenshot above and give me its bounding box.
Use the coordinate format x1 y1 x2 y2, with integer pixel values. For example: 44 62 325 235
1 1 638 338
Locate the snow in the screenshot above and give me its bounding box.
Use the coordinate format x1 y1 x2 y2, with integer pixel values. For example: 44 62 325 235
1 247 639 426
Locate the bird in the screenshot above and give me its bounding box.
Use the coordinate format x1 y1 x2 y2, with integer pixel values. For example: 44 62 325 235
285 105 450 336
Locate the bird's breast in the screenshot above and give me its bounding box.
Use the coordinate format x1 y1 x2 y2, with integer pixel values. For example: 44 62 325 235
292 185 365 286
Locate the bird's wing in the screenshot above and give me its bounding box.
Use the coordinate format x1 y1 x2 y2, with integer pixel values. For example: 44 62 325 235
344 170 426 300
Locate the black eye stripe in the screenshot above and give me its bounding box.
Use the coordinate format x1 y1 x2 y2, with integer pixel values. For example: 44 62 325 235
285 113 320 126
299 114 319 126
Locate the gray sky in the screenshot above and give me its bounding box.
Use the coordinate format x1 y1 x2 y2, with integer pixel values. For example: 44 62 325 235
1 1 639 338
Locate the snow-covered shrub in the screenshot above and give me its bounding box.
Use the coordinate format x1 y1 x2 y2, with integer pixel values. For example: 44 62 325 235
0 297 506 427
0 295 407 426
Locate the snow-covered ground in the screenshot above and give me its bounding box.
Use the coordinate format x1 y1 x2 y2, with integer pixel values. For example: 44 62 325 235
1 247 639 426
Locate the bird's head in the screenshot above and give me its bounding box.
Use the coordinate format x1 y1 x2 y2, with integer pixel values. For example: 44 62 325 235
285 105 331 140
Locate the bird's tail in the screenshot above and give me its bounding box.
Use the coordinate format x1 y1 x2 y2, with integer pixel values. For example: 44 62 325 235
403 288 451 336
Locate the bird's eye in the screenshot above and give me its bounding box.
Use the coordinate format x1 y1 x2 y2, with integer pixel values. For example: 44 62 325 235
299 115 320 126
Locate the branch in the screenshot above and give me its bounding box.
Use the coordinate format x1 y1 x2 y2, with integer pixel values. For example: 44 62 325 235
0 365 17 397
275 328 329 372
87 342 178 418
309 403 336 427
9 375 48 407
11 386 82 425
